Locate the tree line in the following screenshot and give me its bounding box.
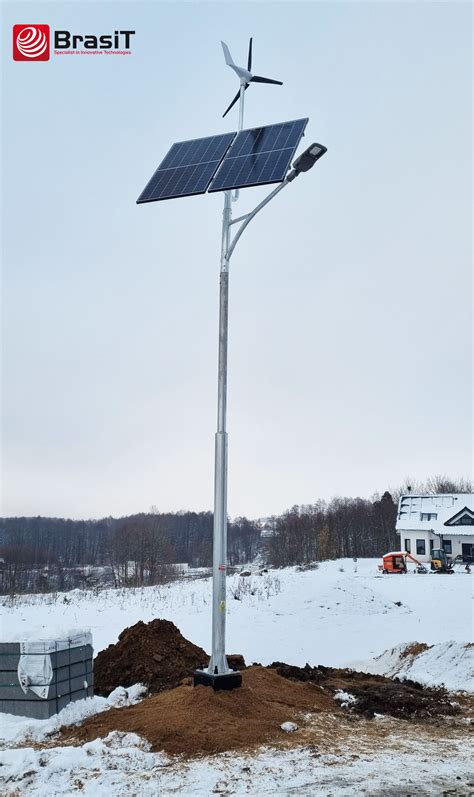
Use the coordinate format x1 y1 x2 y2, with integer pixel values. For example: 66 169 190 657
0 511 261 594
0 474 470 594
264 475 472 567
264 493 397 567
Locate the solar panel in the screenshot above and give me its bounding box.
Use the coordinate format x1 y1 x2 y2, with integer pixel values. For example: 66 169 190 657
136 132 236 204
208 118 308 194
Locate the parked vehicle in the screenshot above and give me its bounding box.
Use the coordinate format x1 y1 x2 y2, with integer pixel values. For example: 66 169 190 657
378 551 427 574
430 549 470 574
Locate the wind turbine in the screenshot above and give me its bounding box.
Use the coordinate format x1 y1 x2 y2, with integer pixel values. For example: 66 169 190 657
221 38 283 119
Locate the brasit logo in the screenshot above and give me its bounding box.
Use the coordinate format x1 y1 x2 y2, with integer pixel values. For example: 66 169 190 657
13 25 50 61
12 24 135 61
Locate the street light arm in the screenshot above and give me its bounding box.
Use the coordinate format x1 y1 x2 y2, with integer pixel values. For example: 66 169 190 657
226 171 297 262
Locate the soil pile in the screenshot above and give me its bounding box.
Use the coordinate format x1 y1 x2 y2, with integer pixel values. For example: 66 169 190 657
400 642 432 658
269 662 460 720
94 619 208 696
64 666 337 756
94 618 460 724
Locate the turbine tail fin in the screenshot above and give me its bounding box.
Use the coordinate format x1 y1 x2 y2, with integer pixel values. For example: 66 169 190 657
221 41 235 67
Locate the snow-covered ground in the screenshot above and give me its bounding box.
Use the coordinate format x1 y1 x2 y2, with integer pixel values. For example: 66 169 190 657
2 732 473 797
1 558 472 796
354 639 474 693
2 558 471 669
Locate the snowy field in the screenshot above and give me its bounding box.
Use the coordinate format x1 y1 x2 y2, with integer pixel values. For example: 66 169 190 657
2 558 472 672
1 558 473 796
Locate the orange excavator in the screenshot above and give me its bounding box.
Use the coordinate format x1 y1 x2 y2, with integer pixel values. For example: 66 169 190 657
378 551 428 574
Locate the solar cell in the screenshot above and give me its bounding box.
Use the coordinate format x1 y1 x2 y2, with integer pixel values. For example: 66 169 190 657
136 133 236 204
208 118 308 193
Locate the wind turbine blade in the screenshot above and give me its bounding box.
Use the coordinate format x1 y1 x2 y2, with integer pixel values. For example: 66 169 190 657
222 89 241 118
222 84 249 117
221 41 235 67
247 37 253 71
250 75 283 85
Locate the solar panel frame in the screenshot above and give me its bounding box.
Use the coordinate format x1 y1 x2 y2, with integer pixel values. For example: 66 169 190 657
136 132 236 204
208 118 309 194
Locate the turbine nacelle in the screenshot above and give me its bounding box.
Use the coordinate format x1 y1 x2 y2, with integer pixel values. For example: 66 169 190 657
221 38 283 118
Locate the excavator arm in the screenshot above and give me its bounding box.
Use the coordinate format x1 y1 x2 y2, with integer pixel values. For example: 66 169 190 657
405 553 424 567
404 553 428 573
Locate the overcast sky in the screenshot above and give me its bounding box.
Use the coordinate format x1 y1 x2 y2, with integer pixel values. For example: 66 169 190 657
1 1 472 520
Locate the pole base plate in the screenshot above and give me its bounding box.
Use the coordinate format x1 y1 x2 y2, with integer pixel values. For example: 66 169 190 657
193 669 242 691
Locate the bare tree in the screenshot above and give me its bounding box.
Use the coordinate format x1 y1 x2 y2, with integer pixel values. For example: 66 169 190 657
425 475 473 495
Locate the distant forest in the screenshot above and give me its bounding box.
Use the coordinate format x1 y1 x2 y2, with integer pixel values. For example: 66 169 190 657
0 512 260 595
0 475 471 595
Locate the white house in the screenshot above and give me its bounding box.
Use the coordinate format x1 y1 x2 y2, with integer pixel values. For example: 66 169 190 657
395 493 474 563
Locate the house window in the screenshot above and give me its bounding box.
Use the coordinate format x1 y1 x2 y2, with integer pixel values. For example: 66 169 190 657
416 539 426 556
443 539 452 554
404 539 411 553
420 513 437 521
450 513 474 526
461 543 473 563
430 539 434 551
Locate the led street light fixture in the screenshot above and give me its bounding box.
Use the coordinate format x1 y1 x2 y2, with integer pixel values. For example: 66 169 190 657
292 142 327 174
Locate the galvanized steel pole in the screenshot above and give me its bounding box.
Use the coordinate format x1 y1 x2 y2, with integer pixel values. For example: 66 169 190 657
207 79 246 680
208 189 232 677
195 79 295 690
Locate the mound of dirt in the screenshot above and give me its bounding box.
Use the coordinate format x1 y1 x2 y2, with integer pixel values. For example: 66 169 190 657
63 666 337 756
400 642 432 659
94 618 460 724
64 618 470 761
94 619 209 696
269 662 460 720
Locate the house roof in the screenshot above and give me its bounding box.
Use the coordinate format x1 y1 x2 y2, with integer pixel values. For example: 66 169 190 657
444 506 474 526
396 493 474 536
